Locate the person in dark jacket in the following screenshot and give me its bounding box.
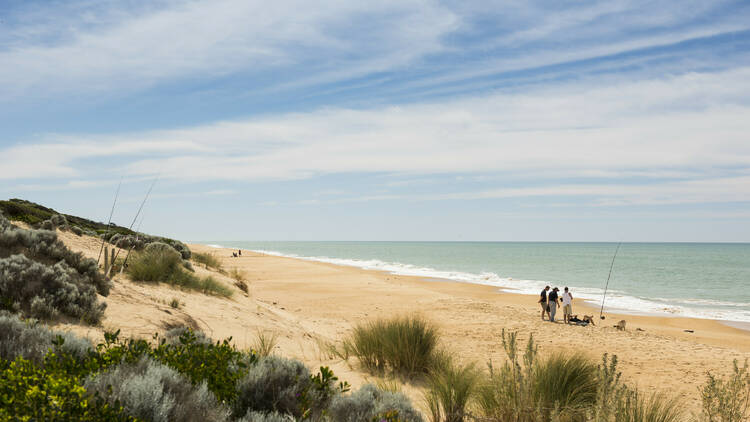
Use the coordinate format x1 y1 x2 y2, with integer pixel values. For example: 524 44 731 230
548 287 560 322
539 286 551 321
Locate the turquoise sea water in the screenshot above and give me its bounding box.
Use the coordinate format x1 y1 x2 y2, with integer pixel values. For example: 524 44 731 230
199 241 750 322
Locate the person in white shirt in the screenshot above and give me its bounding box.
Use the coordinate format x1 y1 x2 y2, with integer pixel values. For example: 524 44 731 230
562 287 573 324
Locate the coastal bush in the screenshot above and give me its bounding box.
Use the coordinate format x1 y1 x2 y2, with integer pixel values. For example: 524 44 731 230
425 359 481 422
85 356 231 422
50 213 68 228
0 356 133 421
0 313 93 365
0 254 107 323
344 315 439 377
192 251 223 270
328 384 424 422
700 359 750 422
233 355 314 418
71 225 84 236
0 213 110 297
233 357 347 420
532 353 598 412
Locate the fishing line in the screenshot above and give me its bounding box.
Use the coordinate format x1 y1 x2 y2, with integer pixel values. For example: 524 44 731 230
599 242 621 320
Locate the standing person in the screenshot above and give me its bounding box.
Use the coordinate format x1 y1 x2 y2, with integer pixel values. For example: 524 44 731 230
548 287 560 322
539 286 551 321
238 249 242 257
562 287 573 324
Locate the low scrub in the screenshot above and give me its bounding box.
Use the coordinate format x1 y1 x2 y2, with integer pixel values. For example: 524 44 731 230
328 384 424 422
0 213 108 323
192 251 223 271
85 356 231 422
343 315 439 377
230 267 249 293
127 247 232 297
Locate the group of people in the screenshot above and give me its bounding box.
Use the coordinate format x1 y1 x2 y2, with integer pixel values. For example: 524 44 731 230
538 285 574 323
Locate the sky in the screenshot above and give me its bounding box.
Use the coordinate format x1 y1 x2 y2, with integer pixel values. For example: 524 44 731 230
1 0 749 242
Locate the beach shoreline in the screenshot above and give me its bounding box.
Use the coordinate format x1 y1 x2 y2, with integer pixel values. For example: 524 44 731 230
187 244 750 411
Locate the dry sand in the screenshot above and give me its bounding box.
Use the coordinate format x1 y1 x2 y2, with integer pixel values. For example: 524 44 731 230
53 231 750 415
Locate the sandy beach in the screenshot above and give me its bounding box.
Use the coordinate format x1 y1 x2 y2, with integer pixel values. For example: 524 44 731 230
55 231 750 415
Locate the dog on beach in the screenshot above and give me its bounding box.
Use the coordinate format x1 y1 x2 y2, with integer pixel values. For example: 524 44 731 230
582 315 595 325
614 320 627 331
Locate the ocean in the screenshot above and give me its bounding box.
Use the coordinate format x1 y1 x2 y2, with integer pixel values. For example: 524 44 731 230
199 241 750 323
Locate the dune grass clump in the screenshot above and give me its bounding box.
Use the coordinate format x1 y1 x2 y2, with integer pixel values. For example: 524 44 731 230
85 356 231 422
192 251 223 271
425 358 481 422
328 384 424 422
127 247 232 297
344 315 439 377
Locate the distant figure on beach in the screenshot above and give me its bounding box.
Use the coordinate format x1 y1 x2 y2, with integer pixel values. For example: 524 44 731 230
238 249 242 257
562 287 573 324
548 287 560 322
232 252 238 257
539 286 551 321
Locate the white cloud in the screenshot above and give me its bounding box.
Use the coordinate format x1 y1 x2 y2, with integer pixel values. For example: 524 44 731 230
2 67 749 207
0 0 457 100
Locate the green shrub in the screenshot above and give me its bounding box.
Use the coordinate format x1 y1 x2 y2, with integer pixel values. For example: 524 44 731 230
425 359 480 422
700 359 750 422
531 353 598 413
239 411 295 422
344 315 439 377
85 356 231 422
169 298 180 309
96 329 254 403
329 384 424 422
192 251 223 270
0 356 133 421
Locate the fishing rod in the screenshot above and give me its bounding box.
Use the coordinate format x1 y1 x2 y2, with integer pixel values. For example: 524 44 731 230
108 176 159 277
119 209 147 275
599 242 621 320
97 177 123 265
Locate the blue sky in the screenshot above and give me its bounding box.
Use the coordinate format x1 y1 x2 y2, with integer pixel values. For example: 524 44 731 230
1 0 749 241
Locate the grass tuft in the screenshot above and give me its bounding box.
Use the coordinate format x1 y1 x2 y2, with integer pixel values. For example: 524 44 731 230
128 249 232 297
252 330 279 357
192 251 223 271
425 358 480 422
343 315 439 377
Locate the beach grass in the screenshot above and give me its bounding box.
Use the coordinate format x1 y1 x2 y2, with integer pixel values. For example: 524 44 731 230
192 251 223 271
252 330 279 357
343 315 439 377
425 358 481 422
229 267 249 293
128 249 232 297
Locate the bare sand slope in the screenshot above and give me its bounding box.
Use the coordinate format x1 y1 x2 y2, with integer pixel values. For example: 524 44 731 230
52 232 750 414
